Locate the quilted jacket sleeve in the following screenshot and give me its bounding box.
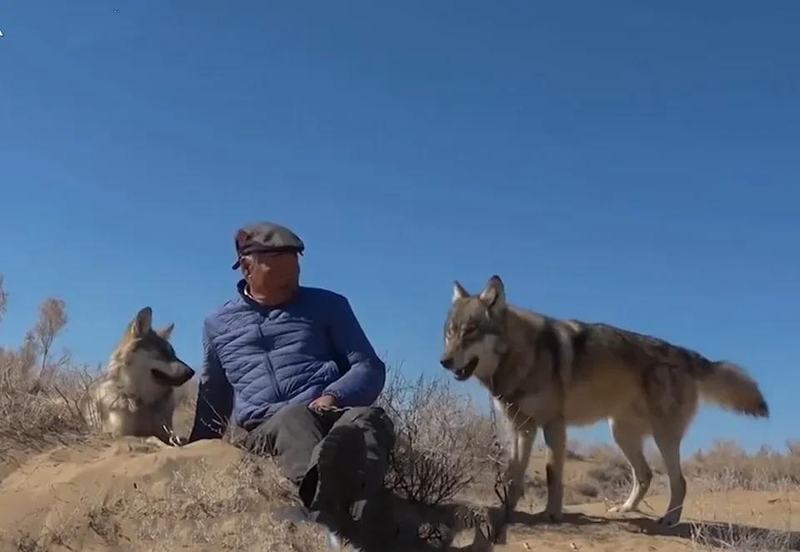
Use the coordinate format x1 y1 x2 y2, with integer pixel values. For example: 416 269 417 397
321 294 386 407
188 319 234 442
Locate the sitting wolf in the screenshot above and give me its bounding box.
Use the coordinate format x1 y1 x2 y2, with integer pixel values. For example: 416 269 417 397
80 306 195 445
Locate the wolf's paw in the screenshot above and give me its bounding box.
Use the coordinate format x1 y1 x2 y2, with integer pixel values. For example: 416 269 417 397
656 509 681 528
543 507 563 524
608 504 635 514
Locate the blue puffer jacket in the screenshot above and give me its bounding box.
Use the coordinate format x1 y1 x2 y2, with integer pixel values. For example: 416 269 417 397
188 280 386 441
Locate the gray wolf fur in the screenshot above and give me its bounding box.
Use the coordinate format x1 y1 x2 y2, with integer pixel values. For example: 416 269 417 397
439 274 769 528
80 306 195 446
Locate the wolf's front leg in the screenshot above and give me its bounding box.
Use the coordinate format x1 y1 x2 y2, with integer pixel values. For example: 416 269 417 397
148 414 184 447
542 418 566 523
505 426 536 513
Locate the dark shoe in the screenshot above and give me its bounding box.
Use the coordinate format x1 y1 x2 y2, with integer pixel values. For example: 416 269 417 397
309 424 368 516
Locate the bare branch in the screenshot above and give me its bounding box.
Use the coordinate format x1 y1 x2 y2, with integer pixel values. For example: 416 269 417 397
0 274 8 326
32 297 68 387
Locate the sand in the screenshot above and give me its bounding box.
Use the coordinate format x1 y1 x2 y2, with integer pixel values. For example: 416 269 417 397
1 438 797 552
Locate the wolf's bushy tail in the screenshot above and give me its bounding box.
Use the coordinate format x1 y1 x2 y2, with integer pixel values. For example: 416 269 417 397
697 361 769 418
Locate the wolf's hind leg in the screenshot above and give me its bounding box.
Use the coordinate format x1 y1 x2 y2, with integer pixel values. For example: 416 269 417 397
653 426 687 527
607 417 652 514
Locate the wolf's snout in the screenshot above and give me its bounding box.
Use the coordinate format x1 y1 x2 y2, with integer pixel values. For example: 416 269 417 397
440 355 454 370
153 362 195 387
176 363 196 385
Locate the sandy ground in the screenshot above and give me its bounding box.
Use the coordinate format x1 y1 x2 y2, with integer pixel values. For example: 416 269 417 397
1 438 797 552
493 490 799 551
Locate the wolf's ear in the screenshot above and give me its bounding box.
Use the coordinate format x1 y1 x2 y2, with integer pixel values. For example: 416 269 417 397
129 307 153 338
452 281 470 303
156 322 175 341
479 274 506 309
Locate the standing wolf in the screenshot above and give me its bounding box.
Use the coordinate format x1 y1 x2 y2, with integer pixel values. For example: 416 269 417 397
80 306 195 445
439 274 769 528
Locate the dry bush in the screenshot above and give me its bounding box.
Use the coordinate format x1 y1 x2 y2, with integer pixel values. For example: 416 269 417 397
0 276 91 455
376 368 496 507
0 350 92 454
30 297 68 390
686 440 800 493
0 275 7 325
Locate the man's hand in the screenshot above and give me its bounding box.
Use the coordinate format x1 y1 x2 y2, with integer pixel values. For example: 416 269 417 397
309 393 338 412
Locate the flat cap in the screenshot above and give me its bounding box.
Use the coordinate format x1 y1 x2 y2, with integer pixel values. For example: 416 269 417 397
231 221 305 269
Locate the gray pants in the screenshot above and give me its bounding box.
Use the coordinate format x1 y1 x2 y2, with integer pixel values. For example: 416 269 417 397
243 403 396 512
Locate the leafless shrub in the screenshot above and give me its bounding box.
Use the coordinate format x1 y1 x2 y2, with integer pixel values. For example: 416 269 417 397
0 333 38 385
30 297 68 390
377 368 495 507
0 276 89 454
0 275 8 326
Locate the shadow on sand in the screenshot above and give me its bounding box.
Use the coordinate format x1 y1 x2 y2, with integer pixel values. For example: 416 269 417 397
486 510 608 546
488 508 800 552
307 495 800 552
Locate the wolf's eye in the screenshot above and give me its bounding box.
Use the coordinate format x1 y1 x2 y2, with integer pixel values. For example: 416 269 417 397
463 323 478 335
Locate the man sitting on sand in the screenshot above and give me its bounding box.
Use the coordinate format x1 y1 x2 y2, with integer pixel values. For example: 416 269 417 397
187 221 395 548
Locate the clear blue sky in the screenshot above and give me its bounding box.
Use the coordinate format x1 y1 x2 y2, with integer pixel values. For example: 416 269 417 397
1 1 797 454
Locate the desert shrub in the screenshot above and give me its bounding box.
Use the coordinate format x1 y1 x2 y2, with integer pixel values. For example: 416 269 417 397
0 276 92 453
376 368 496 507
